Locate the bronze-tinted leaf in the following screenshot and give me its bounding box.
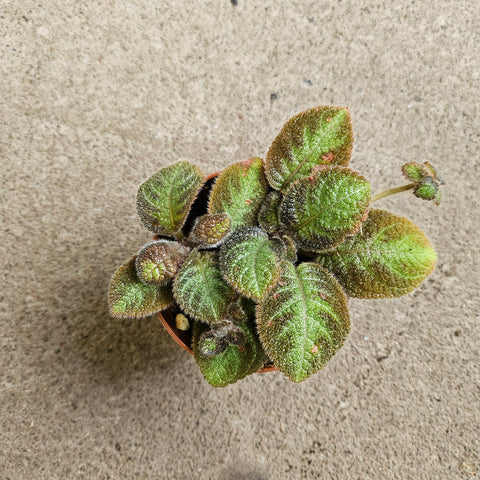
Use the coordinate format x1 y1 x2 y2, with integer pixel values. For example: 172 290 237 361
315 209 437 298
265 106 354 192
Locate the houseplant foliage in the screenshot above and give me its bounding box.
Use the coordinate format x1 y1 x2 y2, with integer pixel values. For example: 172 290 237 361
108 106 443 387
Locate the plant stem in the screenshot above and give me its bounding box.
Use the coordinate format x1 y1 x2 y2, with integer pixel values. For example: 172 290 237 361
174 231 184 241
371 183 415 203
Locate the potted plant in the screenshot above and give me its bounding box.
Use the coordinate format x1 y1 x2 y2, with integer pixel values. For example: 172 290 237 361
108 106 444 387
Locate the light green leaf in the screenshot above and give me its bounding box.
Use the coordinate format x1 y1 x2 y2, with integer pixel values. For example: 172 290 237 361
315 208 437 298
136 161 204 235
173 249 236 325
193 318 266 387
208 158 268 230
265 106 354 192
257 261 350 383
280 166 371 251
108 257 174 318
219 227 281 301
401 162 426 182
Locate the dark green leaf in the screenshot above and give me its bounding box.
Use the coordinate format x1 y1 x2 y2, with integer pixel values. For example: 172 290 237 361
258 191 283 233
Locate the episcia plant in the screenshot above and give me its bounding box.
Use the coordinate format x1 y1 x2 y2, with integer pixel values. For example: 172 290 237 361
108 106 444 387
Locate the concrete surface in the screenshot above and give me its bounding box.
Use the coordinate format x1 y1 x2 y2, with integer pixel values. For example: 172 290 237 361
1 0 479 479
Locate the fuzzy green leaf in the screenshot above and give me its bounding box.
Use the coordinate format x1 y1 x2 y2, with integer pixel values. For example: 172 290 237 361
280 166 371 251
193 318 266 387
136 161 204 235
257 261 350 383
414 177 441 205
189 213 231 247
135 240 190 285
208 158 268 230
401 161 445 185
173 249 236 324
401 162 426 182
258 191 283 233
265 106 354 192
109 257 174 318
315 209 437 298
219 227 281 301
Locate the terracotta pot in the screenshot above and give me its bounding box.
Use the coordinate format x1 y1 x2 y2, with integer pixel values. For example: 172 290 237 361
158 170 277 374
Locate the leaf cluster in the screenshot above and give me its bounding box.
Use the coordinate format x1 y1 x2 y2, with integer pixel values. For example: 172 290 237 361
108 106 439 387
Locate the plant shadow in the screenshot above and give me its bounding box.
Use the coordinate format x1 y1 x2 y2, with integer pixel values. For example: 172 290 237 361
62 270 187 383
217 462 269 480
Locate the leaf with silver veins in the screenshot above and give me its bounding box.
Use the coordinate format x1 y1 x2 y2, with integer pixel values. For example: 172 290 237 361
265 106 354 192
257 261 350 383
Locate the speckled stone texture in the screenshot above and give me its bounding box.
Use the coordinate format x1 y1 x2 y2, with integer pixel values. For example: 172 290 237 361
1 1 479 478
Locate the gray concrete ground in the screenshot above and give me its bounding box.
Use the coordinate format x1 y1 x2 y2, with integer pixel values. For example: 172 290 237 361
1 1 479 478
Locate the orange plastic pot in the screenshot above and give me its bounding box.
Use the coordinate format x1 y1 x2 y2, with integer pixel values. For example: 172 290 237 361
158 171 277 374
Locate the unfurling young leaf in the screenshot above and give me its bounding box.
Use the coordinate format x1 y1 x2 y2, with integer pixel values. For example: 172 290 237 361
193 318 267 387
219 227 281 301
136 161 204 235
398 161 444 206
208 158 268 230
265 106 354 192
414 177 441 205
227 301 249 323
197 330 228 357
173 249 236 325
109 257 174 318
279 235 297 263
269 235 298 263
257 191 283 233
135 240 190 285
189 213 231 247
315 208 437 298
257 261 350 383
205 319 246 346
401 162 427 183
401 161 444 185
280 166 371 251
